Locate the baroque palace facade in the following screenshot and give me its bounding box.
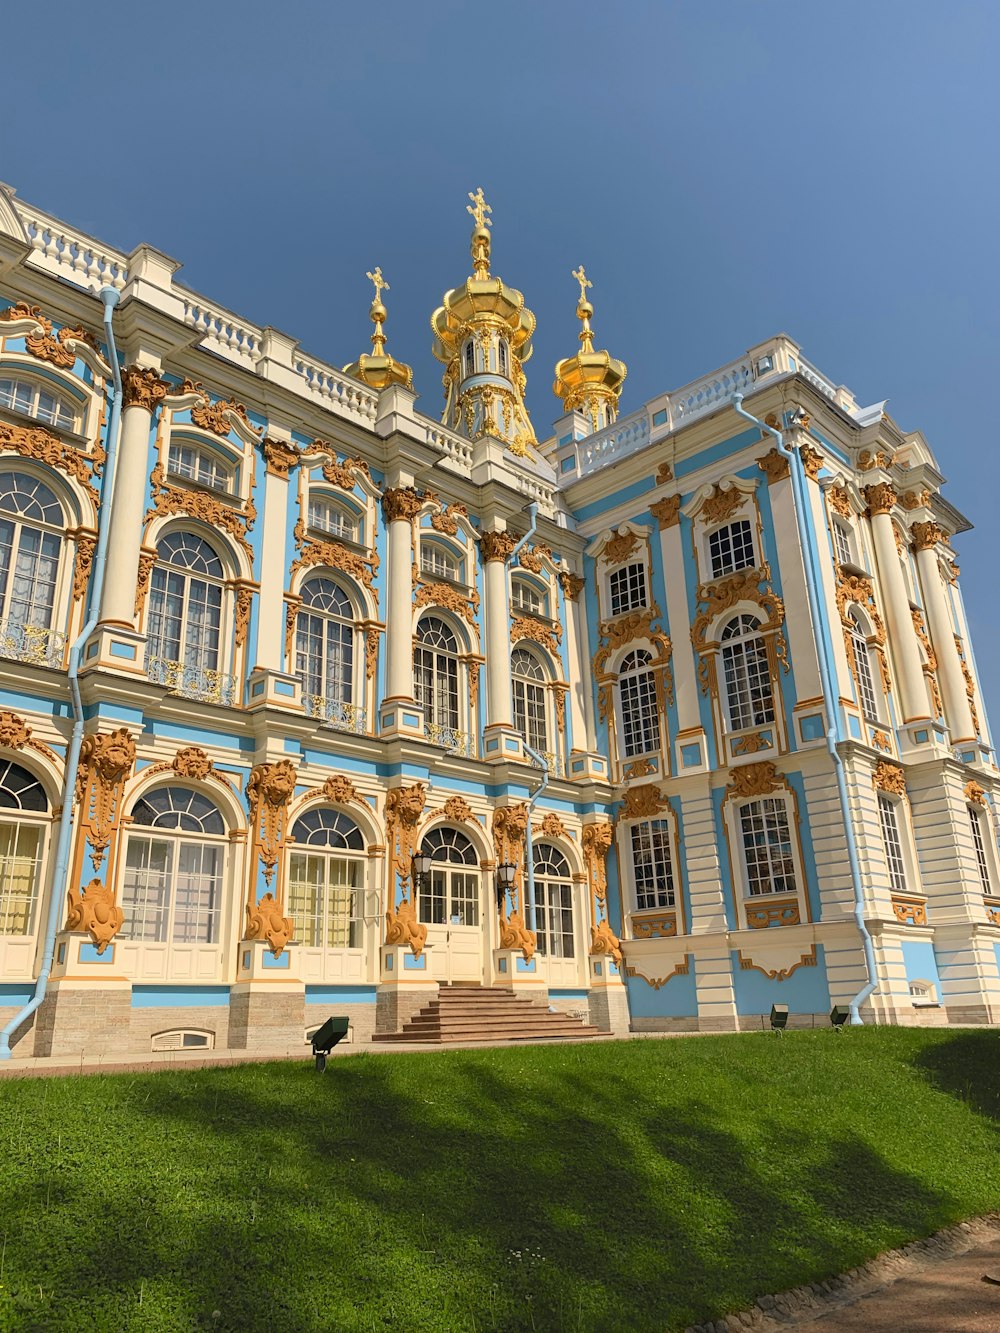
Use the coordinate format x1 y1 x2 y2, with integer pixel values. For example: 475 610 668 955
0 182 996 1061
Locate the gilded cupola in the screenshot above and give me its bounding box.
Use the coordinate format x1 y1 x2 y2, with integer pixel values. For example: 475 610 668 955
431 188 538 456
343 267 413 391
553 266 627 433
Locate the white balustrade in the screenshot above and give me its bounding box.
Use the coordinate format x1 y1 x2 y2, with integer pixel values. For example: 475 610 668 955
21 208 128 292
292 353 380 424
424 422 475 469
671 358 755 426
797 357 838 402
181 295 260 367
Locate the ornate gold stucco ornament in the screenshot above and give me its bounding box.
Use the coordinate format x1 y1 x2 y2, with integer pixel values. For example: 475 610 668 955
558 569 586 600
414 580 478 624
872 760 906 798
65 879 124 954
0 301 99 370
385 897 428 959
0 709 57 761
441 794 476 823
145 462 255 565
246 760 296 887
619 784 668 820
386 782 428 894
726 761 781 800
965 780 987 807
510 615 562 659
75 728 136 872
0 421 98 505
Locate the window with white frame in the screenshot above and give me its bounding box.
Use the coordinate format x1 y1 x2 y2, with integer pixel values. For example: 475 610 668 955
709 519 755 580
464 342 475 377
147 532 225 688
608 561 647 617
739 798 797 896
417 826 479 926
832 521 852 567
120 787 227 945
166 442 235 494
532 843 574 957
307 497 359 543
0 376 77 431
511 578 543 616
630 819 676 910
877 793 908 895
420 543 460 582
287 808 365 949
0 471 63 645
909 980 937 1006
511 649 548 753
295 578 355 715
720 614 774 731
618 649 660 758
849 610 880 722
969 806 993 894
414 617 460 734
0 759 47 936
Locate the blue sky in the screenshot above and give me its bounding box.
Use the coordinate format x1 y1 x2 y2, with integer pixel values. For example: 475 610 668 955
2 1 998 719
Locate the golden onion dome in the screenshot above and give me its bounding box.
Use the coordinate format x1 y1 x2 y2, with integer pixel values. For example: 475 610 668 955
553 265 627 429
343 267 413 392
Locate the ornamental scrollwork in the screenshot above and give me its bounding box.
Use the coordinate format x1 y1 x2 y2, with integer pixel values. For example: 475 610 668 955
142 745 235 789
619 784 668 820
901 489 931 511
758 450 790 484
291 536 379 599
910 520 945 552
799 444 824 481
414 580 478 624
965 780 987 806
75 728 136 872
386 781 428 893
385 898 429 959
498 909 536 962
827 486 853 518
602 529 640 565
594 606 671 677
262 438 300 479
517 544 551 575
381 486 425 523
690 565 785 693
65 879 124 953
862 482 897 517
872 760 907 798
190 391 258 438
145 462 255 564
70 530 97 603
234 583 254 648
122 365 170 415
650 494 682 529
590 918 623 969
246 759 297 887
322 774 361 805
245 893 294 958
737 945 816 980
0 302 97 370
430 502 468 537
0 709 57 761
492 803 530 904
0 421 98 504
583 822 613 910
700 483 747 526
480 529 517 563
558 569 586 600
510 615 562 658
726 760 781 800
441 794 476 823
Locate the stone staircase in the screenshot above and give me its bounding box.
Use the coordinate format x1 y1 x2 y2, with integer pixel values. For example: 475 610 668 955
373 983 605 1045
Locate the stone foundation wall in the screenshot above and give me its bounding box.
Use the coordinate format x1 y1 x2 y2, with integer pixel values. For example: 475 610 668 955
587 988 631 1036
33 985 132 1059
375 985 437 1034
228 988 305 1053
128 1006 232 1054
304 1002 378 1047
629 1015 700 1033
0 1004 36 1057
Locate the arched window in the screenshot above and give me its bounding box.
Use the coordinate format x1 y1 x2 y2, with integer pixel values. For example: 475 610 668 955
511 578 543 616
720 614 774 731
295 578 356 728
0 375 77 431
288 808 365 949
166 441 235 494
120 787 226 945
532 843 574 957
0 471 64 662
147 532 230 704
464 342 475 378
417 826 479 926
498 340 508 376
618 649 660 758
420 542 460 581
307 497 359 543
512 649 548 753
414 617 459 737
0 758 48 936
849 610 880 721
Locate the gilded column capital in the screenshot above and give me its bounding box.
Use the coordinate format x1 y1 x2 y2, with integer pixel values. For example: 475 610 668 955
121 364 170 415
910 520 945 552
262 438 300 479
481 529 517 563
381 486 424 523
558 569 586 601
758 449 790 484
862 482 897 517
650 494 682 529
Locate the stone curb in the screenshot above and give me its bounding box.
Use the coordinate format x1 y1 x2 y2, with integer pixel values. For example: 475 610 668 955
683 1212 1000 1332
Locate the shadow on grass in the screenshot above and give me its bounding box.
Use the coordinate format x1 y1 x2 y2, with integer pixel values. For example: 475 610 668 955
909 1029 1000 1125
0 1045 964 1333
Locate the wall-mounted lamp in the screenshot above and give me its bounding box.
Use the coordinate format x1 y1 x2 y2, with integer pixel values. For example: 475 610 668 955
496 861 517 910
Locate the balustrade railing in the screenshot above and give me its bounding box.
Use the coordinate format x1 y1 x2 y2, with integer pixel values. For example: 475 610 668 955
424 422 475 468
180 295 261 367
0 619 66 669
538 750 565 778
147 657 238 707
20 207 128 292
292 353 380 423
425 722 473 756
302 692 367 734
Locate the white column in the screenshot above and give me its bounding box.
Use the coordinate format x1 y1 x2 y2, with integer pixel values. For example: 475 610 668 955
912 525 976 741
482 531 514 729
656 508 700 732
381 489 420 701
99 366 168 626
562 574 592 748
864 486 930 723
255 440 295 671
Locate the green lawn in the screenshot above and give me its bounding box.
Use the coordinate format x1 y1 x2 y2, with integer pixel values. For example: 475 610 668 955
0 1029 998 1332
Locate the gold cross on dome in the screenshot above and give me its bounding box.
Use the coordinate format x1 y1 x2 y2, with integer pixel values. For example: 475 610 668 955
467 187 492 229
572 265 592 302
366 267 389 301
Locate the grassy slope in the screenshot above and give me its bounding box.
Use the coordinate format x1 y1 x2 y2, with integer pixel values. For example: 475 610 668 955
0 1028 997 1332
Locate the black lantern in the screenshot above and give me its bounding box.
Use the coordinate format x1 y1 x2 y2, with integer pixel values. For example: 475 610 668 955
496 861 517 909
412 849 432 887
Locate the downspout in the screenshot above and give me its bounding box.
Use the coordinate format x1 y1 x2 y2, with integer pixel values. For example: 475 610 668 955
0 287 124 1058
731 395 877 1025
506 502 543 931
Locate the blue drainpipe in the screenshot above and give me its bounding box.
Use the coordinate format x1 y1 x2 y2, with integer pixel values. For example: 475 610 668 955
731 395 876 1024
0 287 124 1058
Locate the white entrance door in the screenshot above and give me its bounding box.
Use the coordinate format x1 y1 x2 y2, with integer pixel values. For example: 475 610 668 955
417 827 485 984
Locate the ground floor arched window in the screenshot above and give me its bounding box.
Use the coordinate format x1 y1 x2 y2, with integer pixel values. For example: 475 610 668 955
532 842 574 957
0 758 47 936
418 826 479 926
287 808 365 948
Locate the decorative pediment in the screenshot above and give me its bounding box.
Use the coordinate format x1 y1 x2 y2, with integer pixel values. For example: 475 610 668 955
585 522 649 566
682 475 757 525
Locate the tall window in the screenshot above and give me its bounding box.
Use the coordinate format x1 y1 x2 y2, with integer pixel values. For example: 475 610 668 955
532 843 574 957
969 807 993 894
512 649 548 753
608 562 647 617
147 532 225 697
0 759 47 936
464 342 475 377
0 472 63 652
878 794 908 895
287 808 365 949
832 521 852 567
307 498 359 543
721 614 774 730
166 442 234 494
739 799 797 896
418 826 479 926
120 787 226 945
630 819 676 910
849 611 880 721
295 578 355 721
414 617 459 735
420 543 460 581
618 649 660 758
498 340 508 376
709 520 755 579
0 376 76 431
